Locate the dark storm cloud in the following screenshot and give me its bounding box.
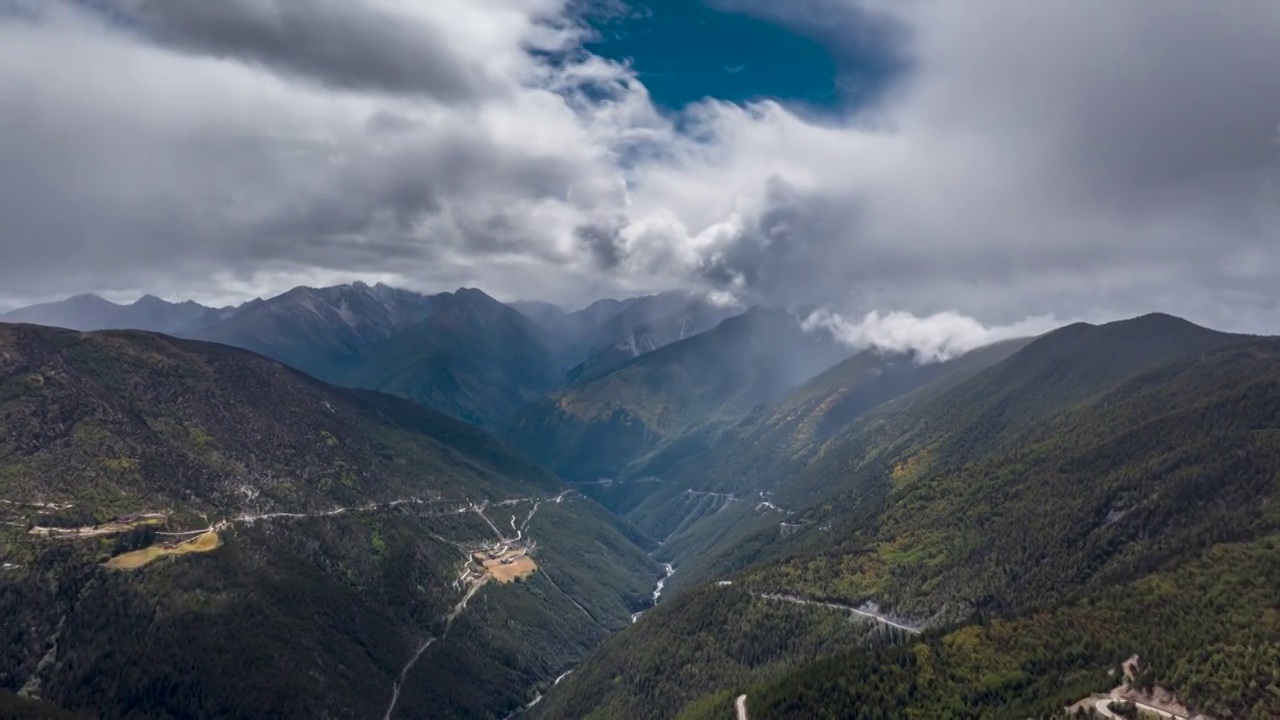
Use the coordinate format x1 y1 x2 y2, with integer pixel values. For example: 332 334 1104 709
577 223 625 268
692 177 865 306
0 1 612 306
4 0 1280 336
104 0 488 101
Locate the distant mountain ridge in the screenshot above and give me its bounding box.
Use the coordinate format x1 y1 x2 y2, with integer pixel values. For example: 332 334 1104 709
4 285 749 428
511 291 740 378
346 288 563 427
562 292 741 384
0 293 228 335
190 281 445 379
502 306 850 485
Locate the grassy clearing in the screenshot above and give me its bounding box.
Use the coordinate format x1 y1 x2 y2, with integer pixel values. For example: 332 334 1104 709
105 531 220 570
479 548 537 583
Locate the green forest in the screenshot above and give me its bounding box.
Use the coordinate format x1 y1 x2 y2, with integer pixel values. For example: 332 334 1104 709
5 313 1280 719
0 325 659 719
539 319 1280 719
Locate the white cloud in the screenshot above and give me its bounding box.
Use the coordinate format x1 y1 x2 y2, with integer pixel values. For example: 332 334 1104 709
2 0 1280 337
604 2 1280 329
802 308 1061 362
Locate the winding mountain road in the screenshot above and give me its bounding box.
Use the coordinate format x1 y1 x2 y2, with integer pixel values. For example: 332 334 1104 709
1092 697 1188 719
735 694 749 720
753 592 922 634
382 638 437 720
27 490 577 720
382 493 570 719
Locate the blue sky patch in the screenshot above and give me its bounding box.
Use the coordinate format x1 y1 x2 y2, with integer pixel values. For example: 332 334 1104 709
581 0 895 113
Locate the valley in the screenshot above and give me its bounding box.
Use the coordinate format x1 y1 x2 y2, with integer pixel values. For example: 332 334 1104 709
631 562 676 624
3 297 1279 720
529 315 1280 720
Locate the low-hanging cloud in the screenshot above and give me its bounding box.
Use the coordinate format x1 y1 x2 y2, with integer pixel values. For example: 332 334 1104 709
802 308 1061 363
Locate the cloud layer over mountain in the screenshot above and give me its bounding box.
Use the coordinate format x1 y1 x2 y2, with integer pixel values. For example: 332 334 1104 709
3 1 1279 349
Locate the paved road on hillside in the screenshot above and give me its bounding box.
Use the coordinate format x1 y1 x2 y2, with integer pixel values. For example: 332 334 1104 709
754 592 922 634
1093 697 1187 719
735 694 749 720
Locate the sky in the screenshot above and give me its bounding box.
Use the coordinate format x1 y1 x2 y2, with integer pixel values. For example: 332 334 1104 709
581 0 894 111
2 1 1280 350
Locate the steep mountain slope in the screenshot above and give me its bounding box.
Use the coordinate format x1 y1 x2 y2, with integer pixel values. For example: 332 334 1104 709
10 286 736 432
1 294 222 335
346 288 562 428
512 297 638 367
751 323 1267 616
192 283 562 427
512 292 739 378
613 339 1034 550
536 315 1277 719
732 535 1280 720
775 313 1245 511
0 323 660 719
654 315 1246 596
564 293 741 384
192 281 442 381
502 307 849 485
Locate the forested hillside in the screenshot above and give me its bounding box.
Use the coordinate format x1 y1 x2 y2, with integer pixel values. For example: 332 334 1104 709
535 583 887 720
6 312 1276 720
346 288 563 428
612 339 1033 572
638 314 1248 595
0 323 659 719
732 534 1280 719
537 316 1280 719
503 307 847 485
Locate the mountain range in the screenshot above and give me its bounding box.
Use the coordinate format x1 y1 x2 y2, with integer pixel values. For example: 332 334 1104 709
534 314 1280 720
3 285 1279 720
0 293 230 336
1 284 739 429
502 306 850 488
